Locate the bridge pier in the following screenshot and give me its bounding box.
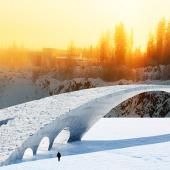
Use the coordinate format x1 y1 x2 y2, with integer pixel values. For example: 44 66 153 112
32 145 38 155
48 137 55 151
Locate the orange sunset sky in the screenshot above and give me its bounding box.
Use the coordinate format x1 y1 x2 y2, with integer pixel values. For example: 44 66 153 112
0 0 170 49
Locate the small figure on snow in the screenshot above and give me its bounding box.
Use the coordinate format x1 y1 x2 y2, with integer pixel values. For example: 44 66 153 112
57 152 61 162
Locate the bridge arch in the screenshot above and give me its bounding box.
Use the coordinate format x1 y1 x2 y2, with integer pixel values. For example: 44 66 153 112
67 87 170 141
37 137 50 154
53 127 70 146
22 148 33 160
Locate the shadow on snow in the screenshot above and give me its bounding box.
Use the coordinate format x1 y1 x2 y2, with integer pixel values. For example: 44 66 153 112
19 133 170 164
62 134 170 156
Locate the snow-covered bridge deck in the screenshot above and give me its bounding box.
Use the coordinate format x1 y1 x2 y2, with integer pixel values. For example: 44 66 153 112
0 85 170 166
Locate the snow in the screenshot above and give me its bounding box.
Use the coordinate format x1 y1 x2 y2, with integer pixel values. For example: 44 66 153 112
0 118 170 170
0 67 170 109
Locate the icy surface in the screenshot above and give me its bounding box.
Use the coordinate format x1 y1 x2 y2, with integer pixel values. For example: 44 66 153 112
0 118 170 170
0 85 170 166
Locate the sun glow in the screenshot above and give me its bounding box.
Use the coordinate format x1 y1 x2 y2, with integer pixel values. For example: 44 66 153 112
0 0 170 49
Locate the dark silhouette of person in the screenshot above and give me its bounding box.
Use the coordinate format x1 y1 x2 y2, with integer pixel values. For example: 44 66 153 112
57 152 61 162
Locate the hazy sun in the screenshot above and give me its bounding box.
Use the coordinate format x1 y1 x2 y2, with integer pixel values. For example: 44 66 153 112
0 0 170 49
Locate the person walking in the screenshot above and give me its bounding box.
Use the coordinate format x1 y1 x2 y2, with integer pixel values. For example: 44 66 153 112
57 152 61 162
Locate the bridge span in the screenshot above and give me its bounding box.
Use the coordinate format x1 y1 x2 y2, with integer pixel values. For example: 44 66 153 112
0 84 170 166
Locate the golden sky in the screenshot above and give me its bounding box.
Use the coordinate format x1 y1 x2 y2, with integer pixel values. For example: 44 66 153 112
0 0 170 49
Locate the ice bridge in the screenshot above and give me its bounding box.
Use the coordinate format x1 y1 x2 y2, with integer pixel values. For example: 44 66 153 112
0 84 170 166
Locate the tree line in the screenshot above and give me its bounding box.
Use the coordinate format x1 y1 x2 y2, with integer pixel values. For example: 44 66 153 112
0 19 170 81
83 19 170 68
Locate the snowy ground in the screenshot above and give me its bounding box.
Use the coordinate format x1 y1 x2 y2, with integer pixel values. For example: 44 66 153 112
1 118 170 170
